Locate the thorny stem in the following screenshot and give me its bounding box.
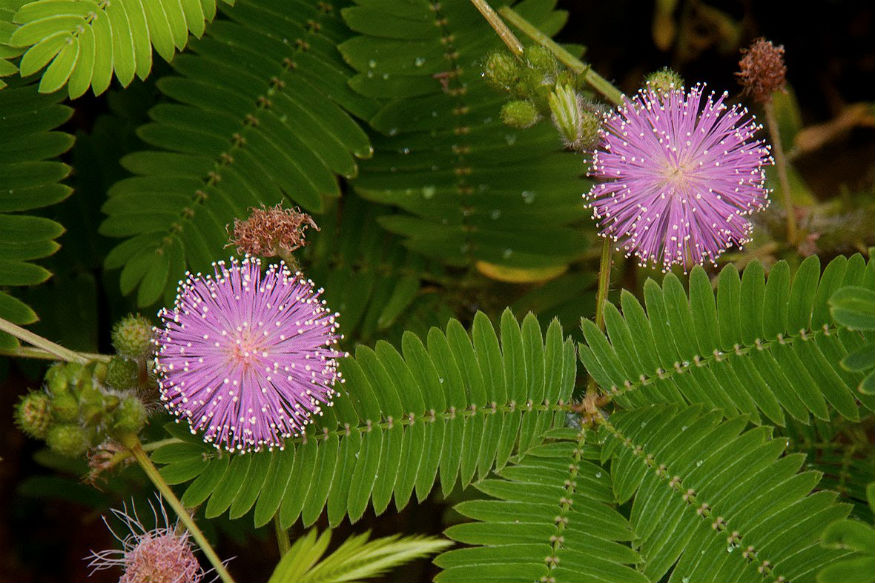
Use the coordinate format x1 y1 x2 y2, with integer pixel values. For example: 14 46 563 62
763 101 798 245
498 6 625 106
119 433 236 583
274 516 291 557
469 0 524 58
0 317 91 364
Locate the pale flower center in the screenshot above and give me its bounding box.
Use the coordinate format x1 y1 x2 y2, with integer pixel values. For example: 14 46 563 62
226 326 264 369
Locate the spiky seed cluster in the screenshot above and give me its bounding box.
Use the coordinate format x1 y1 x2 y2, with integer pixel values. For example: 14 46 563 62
87 500 204 583
584 83 773 271
154 256 344 452
229 204 318 259
737 38 787 104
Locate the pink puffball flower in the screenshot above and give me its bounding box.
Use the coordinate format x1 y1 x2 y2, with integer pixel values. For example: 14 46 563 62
87 500 204 583
154 256 344 452
584 83 772 270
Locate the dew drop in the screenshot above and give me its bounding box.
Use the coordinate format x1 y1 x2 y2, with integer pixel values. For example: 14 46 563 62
414 57 426 67
521 190 536 203
503 248 513 258
595 472 602 478
504 133 517 145
490 209 501 219
696 460 703 467
422 185 436 199
382 73 390 80
368 59 377 68
399 147 410 155
388 128 398 136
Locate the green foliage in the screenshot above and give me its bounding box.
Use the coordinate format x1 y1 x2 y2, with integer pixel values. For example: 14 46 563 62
151 310 575 529
269 528 451 583
830 285 875 393
596 404 852 582
580 255 875 424
340 0 589 270
306 194 451 345
0 80 71 348
436 429 647 583
99 0 373 307
6 0 234 97
818 483 875 583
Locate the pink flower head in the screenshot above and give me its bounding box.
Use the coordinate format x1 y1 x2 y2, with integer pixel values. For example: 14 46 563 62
154 256 344 452
584 83 772 270
87 500 204 583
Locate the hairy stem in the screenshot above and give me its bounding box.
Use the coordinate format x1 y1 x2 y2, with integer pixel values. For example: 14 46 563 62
498 6 625 106
0 345 110 362
763 101 798 245
0 317 90 364
594 238 613 331
274 515 291 557
119 433 235 583
469 0 524 58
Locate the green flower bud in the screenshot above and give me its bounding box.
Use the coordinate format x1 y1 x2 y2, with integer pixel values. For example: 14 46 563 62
15 392 52 439
483 51 519 90
44 363 69 396
105 357 139 391
501 100 540 128
64 361 86 387
51 392 79 423
645 67 684 96
112 314 154 360
524 45 558 78
549 85 601 152
111 395 147 435
46 424 90 458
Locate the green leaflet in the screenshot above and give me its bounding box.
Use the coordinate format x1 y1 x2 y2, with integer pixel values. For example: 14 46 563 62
268 528 451 583
341 0 590 270
8 0 234 98
580 256 875 424
0 81 72 348
100 0 374 307
602 405 852 583
149 310 576 528
437 429 647 583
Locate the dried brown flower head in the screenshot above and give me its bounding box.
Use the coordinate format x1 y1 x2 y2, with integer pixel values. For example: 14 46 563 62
228 204 318 259
737 38 787 104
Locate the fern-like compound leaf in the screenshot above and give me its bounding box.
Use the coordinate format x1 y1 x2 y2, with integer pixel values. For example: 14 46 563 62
151 310 576 529
340 0 590 273
100 0 374 307
601 405 852 582
0 80 72 347
436 429 647 583
580 255 875 424
7 0 234 97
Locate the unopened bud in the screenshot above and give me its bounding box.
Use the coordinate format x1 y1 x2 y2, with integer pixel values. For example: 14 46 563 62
111 395 147 435
15 392 52 439
112 314 153 360
482 51 519 90
47 423 90 457
645 67 684 96
549 86 601 152
51 392 79 423
525 46 559 78
105 357 139 391
501 100 540 128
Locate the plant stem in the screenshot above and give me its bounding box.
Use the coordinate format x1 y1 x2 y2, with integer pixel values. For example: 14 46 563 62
498 6 625 106
0 345 110 362
469 0 524 58
594 238 613 331
274 515 291 557
119 433 235 583
763 101 798 245
0 317 89 364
